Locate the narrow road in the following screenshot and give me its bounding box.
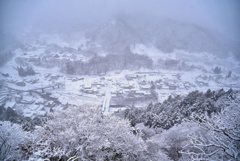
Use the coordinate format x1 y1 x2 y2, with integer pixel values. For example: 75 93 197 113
102 80 112 113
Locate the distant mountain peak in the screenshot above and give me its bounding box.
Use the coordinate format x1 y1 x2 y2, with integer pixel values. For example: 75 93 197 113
104 16 128 28
109 19 117 25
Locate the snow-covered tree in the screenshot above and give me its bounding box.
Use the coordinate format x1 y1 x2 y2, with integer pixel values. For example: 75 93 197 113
30 104 147 160
147 122 201 161
0 121 31 160
124 89 237 130
181 93 240 160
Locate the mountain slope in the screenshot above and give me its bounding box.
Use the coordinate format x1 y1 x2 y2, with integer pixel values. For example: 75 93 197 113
152 19 239 58
86 17 142 54
85 17 239 59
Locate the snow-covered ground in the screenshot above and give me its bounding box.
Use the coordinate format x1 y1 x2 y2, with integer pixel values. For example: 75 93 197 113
1 35 239 117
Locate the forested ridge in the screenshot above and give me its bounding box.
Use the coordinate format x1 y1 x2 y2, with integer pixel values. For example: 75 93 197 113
123 89 236 129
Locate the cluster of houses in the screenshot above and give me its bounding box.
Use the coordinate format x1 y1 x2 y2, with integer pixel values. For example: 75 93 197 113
79 75 154 99
79 72 195 100
81 79 106 96
0 72 67 118
0 90 46 118
3 67 236 119
0 86 71 119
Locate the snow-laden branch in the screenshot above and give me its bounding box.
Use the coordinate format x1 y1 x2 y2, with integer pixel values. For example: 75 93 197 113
181 93 240 160
0 121 31 160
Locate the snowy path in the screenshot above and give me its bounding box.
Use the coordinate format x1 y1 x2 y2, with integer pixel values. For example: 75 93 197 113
102 81 112 113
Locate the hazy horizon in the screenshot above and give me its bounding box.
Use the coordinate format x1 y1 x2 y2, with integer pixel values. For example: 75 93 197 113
0 0 240 43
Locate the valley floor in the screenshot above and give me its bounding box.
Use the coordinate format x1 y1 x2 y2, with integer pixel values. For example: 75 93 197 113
0 38 240 118
1 63 240 118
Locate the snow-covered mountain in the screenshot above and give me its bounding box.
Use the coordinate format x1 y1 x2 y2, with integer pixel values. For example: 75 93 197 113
151 19 239 58
85 16 142 54
84 16 239 59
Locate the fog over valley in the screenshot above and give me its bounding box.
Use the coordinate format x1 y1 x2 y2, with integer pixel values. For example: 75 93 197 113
0 0 240 160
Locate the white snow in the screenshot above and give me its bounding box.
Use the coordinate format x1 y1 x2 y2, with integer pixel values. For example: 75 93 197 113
1 33 240 117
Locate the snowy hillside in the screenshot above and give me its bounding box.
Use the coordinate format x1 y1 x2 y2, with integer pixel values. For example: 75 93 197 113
84 17 240 59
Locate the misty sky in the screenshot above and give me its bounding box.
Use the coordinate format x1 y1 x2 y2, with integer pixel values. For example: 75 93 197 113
1 0 240 42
